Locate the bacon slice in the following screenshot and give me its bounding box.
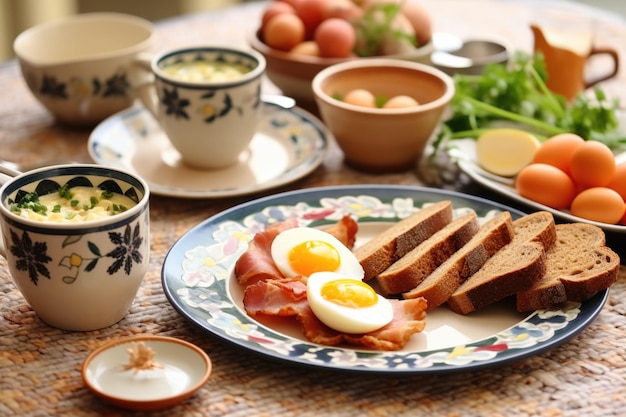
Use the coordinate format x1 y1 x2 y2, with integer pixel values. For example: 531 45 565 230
243 277 309 317
235 218 299 286
234 216 359 287
324 215 359 250
243 278 428 351
343 298 427 350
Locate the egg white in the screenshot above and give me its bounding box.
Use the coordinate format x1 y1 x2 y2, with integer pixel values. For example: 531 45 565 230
271 227 364 279
307 271 394 334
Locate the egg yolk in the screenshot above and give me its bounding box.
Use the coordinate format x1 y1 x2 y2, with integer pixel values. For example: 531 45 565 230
320 279 378 308
288 239 341 276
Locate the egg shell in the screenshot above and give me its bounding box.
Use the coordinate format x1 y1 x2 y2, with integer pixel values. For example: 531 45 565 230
608 162 626 201
569 140 616 189
401 1 433 45
343 88 376 107
476 128 541 177
532 133 584 177
270 226 365 279
323 0 363 21
307 271 393 334
570 187 625 224
383 95 419 109
516 163 577 209
314 18 356 58
295 0 329 39
263 13 306 51
289 40 320 56
262 1 297 29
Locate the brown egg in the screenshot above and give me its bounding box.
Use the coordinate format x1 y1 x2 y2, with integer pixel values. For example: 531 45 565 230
570 187 625 224
262 1 297 30
516 163 576 209
401 2 433 46
314 18 356 58
263 13 306 51
323 0 363 21
290 40 320 57
383 95 419 108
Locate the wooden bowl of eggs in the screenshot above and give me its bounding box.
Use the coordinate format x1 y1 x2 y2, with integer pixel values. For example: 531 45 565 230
249 0 434 111
312 58 455 172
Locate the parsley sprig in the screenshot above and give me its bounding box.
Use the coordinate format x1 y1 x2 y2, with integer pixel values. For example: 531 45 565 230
434 51 625 152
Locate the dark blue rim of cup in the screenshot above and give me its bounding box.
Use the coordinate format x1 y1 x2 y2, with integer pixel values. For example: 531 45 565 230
0 164 149 234
152 46 266 89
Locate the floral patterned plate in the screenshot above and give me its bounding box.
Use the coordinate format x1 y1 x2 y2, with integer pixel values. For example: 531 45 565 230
161 185 608 374
88 99 328 198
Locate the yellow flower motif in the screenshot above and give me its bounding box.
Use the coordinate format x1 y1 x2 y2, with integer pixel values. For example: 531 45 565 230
447 345 472 359
233 317 249 331
199 105 216 118
203 257 216 268
231 230 250 243
59 253 83 270
69 253 83 267
69 78 91 96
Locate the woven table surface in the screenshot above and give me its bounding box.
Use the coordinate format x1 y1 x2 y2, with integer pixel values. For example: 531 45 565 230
2 1 626 415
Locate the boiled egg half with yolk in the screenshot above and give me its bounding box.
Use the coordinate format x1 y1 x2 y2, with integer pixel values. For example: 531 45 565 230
307 272 393 334
271 227 364 279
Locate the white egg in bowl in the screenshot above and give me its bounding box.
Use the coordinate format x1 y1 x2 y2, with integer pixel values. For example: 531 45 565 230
271 227 364 279
306 271 394 334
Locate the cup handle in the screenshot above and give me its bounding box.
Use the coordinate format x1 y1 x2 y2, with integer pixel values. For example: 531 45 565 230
132 53 159 119
585 47 620 89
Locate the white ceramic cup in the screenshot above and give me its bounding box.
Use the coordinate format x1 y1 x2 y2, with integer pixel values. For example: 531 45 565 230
0 165 150 331
137 46 266 169
13 12 154 126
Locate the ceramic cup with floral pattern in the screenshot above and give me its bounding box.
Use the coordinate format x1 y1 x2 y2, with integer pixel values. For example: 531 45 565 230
13 12 154 126
0 165 150 331
136 46 266 169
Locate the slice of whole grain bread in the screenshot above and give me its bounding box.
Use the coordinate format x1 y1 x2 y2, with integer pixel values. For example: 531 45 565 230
516 222 620 312
355 200 453 281
402 211 514 310
376 211 479 295
447 211 556 315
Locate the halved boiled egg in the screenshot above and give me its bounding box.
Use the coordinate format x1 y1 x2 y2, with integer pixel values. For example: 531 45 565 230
271 227 364 279
307 272 393 334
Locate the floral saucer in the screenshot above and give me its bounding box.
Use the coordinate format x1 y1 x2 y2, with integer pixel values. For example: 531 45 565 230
88 99 328 198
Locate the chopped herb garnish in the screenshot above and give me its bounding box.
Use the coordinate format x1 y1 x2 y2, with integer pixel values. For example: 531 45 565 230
58 184 72 200
101 190 113 200
70 200 79 207
10 192 47 214
52 205 61 213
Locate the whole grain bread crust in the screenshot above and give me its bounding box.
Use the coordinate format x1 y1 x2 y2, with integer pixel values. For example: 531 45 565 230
446 211 556 315
402 211 514 310
516 223 620 312
355 200 453 281
376 212 479 295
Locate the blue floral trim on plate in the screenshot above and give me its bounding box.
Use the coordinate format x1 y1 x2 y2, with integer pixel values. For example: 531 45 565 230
162 185 608 374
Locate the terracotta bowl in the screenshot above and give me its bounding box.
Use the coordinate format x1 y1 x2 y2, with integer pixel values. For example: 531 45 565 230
248 30 434 111
312 59 454 172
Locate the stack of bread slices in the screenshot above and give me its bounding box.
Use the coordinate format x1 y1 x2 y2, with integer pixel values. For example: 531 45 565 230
354 200 620 314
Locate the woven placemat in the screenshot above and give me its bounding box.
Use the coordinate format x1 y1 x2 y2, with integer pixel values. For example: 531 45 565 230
1 242 625 416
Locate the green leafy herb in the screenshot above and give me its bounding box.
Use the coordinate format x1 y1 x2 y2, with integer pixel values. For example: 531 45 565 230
352 3 416 57
58 184 72 200
434 51 624 153
10 192 47 214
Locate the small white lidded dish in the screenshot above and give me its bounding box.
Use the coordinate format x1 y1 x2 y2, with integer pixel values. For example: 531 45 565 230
82 335 212 411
